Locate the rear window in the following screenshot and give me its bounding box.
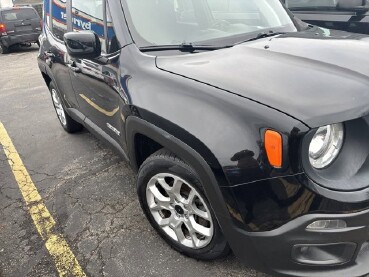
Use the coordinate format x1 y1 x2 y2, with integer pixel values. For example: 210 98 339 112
1 9 39 21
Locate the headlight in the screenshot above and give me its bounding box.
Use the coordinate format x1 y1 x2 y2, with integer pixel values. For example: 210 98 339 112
309 123 344 169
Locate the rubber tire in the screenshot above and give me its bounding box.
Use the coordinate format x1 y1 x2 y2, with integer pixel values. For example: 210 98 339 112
137 149 231 260
49 81 83 133
0 43 9 54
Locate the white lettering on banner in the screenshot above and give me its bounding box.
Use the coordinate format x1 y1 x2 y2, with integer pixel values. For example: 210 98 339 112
60 11 92 31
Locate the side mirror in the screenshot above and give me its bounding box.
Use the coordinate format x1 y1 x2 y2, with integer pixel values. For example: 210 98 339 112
64 31 101 59
337 0 369 12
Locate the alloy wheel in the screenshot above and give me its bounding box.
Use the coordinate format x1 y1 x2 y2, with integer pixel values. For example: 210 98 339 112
146 173 214 249
51 89 67 126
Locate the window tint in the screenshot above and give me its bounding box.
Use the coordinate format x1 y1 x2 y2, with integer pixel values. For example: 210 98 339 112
72 0 106 52
51 0 67 40
106 2 120 54
207 0 259 22
174 0 271 24
124 0 296 47
1 8 39 21
208 0 258 11
174 0 196 24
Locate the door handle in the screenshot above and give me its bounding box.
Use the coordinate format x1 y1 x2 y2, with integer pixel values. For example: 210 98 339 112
67 62 82 73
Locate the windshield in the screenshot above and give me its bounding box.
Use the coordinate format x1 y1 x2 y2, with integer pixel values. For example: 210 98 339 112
1 8 39 21
121 0 297 47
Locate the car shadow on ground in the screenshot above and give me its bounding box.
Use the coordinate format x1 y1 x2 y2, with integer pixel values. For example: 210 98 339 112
72 130 272 277
6 44 40 55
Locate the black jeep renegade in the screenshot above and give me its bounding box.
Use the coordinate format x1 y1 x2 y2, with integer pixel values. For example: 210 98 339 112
38 0 369 276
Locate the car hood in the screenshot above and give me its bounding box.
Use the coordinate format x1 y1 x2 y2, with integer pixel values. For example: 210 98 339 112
156 29 369 128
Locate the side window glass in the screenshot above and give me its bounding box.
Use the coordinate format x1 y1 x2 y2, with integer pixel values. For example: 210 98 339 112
72 0 106 53
106 3 120 54
51 0 67 40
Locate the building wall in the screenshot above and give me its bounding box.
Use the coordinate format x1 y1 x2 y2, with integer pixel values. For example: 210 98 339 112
0 0 13 8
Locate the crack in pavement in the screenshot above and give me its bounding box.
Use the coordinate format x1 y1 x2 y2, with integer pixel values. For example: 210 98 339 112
0 122 87 277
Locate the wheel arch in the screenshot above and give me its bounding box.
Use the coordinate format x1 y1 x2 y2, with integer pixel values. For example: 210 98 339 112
41 71 52 88
125 116 231 219
125 115 271 272
126 114 224 176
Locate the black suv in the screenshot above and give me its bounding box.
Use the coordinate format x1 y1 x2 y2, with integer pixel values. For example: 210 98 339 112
0 7 41 54
284 0 369 34
38 0 369 276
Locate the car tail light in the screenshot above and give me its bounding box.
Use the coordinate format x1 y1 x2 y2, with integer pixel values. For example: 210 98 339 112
0 23 7 35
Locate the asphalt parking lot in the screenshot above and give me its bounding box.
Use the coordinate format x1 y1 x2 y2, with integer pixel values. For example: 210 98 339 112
0 46 268 277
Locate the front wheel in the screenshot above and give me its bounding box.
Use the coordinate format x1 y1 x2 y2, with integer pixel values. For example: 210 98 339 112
137 149 230 260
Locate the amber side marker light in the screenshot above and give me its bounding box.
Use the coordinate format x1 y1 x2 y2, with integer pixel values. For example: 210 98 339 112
265 130 283 168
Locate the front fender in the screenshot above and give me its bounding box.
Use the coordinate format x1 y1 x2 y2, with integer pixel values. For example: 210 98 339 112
126 60 309 187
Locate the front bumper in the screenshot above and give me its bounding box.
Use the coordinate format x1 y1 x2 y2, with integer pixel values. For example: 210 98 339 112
226 209 369 277
1 32 40 47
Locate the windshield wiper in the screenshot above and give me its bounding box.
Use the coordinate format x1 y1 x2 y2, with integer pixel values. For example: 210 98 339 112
234 31 286 46
140 43 233 53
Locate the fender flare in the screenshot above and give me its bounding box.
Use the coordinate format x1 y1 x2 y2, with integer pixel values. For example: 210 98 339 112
126 116 231 221
125 116 267 269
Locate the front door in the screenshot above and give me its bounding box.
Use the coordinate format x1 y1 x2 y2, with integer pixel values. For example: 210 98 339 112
67 0 124 143
45 0 79 110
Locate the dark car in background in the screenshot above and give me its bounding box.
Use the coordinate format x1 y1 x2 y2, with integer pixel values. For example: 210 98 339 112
284 0 369 34
0 6 42 54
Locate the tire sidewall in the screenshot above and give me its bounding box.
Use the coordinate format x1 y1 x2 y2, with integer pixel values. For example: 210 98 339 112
49 82 82 133
137 156 227 259
0 43 9 54
49 82 68 130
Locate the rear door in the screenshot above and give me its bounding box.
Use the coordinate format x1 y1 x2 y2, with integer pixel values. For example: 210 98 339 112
1 8 41 37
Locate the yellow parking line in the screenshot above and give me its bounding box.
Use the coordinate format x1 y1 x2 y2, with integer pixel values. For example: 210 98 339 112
0 122 87 277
